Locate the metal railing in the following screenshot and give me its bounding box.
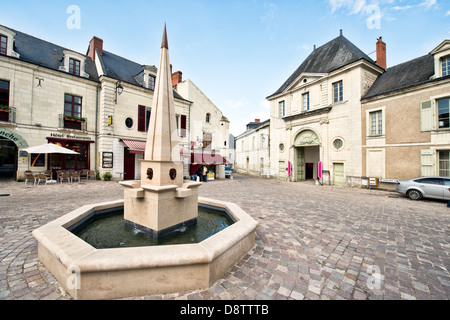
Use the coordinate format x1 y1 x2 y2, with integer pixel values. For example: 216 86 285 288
58 114 87 131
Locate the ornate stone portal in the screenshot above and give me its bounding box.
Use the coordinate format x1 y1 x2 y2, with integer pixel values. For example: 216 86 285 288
120 25 201 241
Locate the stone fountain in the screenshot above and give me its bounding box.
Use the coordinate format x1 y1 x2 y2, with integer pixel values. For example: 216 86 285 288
32 26 258 300
120 25 201 241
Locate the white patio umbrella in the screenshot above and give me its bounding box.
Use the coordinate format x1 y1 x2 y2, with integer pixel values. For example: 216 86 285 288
22 143 79 168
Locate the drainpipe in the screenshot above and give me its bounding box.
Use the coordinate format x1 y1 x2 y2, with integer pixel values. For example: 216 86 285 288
94 83 100 172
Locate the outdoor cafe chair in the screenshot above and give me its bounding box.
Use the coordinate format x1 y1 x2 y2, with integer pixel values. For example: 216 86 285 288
81 169 89 181
24 173 36 186
70 172 81 183
59 172 70 183
37 173 52 185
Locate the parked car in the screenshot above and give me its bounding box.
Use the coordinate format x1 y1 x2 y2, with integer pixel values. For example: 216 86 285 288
224 166 232 178
396 177 450 201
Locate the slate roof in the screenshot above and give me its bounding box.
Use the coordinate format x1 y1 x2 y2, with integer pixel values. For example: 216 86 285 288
4 26 99 82
362 54 436 99
97 49 187 101
268 35 378 98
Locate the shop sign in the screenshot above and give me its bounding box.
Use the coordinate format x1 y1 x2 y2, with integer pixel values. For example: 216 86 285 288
50 133 92 140
0 128 29 148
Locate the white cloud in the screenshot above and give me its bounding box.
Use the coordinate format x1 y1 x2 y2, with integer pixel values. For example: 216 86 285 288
419 0 437 9
446 10 450 16
392 5 412 10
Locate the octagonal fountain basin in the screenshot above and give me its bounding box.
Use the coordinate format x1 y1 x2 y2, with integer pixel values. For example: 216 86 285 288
32 197 258 300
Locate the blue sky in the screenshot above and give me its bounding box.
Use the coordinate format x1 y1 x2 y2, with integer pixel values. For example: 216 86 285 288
1 0 449 135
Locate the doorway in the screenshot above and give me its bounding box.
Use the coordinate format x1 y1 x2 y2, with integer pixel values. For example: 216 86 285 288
0 137 17 180
124 149 135 180
333 163 345 186
305 163 314 180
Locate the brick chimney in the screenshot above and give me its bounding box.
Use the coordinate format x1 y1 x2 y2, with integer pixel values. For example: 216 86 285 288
88 37 103 61
376 37 387 69
172 71 183 86
254 119 260 123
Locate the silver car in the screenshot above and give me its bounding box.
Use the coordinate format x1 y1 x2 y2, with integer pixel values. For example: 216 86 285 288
396 177 450 201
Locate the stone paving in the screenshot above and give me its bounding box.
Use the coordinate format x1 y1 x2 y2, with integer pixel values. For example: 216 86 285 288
0 174 449 300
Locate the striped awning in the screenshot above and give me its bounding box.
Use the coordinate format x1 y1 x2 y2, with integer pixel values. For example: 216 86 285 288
122 140 189 156
122 140 146 154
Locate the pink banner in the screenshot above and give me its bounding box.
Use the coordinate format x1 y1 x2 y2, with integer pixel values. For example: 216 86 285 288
318 161 322 179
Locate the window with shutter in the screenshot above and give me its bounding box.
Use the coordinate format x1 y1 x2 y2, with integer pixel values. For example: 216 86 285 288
181 115 187 137
138 105 146 132
421 149 435 177
420 100 433 131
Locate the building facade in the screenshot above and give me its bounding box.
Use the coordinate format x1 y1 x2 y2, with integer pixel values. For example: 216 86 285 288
173 74 230 179
361 40 450 182
266 32 384 186
236 32 450 186
0 24 228 181
235 119 271 178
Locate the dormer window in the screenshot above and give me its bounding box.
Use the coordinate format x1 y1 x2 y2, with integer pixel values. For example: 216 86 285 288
0 35 7 56
69 58 80 76
142 65 157 90
0 27 20 58
59 50 89 78
443 56 450 77
148 75 155 90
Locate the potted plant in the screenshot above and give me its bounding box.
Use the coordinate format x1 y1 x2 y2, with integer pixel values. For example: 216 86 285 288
64 115 86 122
64 115 86 130
0 105 10 121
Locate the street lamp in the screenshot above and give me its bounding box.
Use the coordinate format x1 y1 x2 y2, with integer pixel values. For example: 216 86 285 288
115 81 123 104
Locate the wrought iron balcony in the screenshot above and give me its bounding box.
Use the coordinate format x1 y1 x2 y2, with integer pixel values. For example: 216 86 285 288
59 114 87 131
0 106 16 124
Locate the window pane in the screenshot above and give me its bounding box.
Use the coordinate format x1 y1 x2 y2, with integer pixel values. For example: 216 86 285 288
74 97 82 105
443 57 450 76
64 103 72 114
439 151 450 177
377 111 382 134
0 80 9 91
74 105 81 117
438 98 450 129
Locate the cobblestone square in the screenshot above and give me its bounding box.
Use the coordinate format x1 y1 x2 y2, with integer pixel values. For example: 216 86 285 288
0 174 449 300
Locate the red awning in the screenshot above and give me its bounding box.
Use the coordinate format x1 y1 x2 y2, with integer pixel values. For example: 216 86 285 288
122 140 146 154
122 140 189 156
191 152 229 165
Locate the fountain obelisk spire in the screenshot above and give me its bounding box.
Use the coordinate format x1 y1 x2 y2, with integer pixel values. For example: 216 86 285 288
145 24 180 162
121 24 200 241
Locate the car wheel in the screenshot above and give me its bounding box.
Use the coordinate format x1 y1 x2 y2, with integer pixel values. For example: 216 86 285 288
407 189 423 201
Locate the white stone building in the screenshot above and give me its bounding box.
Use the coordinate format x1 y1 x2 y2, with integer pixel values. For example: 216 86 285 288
266 31 384 185
235 119 271 178
173 73 230 179
0 24 228 181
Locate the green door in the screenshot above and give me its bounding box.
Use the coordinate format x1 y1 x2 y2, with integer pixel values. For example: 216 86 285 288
296 148 305 181
334 163 344 186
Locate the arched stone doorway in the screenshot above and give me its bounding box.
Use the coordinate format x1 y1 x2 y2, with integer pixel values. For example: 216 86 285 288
294 130 321 181
0 128 28 180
